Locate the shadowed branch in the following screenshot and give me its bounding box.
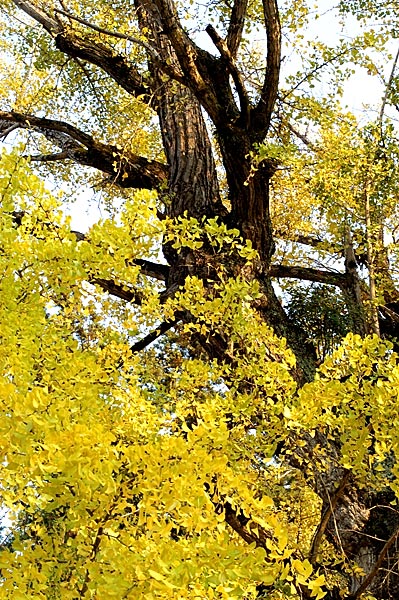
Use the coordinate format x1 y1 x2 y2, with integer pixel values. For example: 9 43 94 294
0 111 168 190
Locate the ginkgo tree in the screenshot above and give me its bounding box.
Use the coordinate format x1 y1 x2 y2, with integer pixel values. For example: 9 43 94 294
1 0 399 598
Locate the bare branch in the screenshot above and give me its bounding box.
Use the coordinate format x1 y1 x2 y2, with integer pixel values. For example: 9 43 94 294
0 124 20 139
92 278 144 304
134 259 169 281
269 264 346 287
0 111 168 190
251 0 281 135
226 0 248 57
0 110 93 146
11 0 62 34
130 319 177 352
28 151 70 162
379 43 399 126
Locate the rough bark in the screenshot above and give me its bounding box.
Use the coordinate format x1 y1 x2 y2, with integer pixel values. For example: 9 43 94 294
0 111 168 190
341 228 368 336
8 1 399 598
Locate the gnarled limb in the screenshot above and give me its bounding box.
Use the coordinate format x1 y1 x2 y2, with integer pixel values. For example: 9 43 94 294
0 111 168 190
143 0 228 126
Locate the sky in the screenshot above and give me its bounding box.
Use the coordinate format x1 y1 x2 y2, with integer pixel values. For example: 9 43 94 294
1 0 398 233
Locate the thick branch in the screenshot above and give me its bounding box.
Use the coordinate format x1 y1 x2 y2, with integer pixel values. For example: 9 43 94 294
55 7 184 85
70 230 169 282
269 264 346 287
130 319 177 352
12 0 61 34
55 32 152 99
9 213 169 302
206 483 271 550
0 110 92 146
91 278 144 304
134 259 169 281
0 111 168 190
205 24 250 126
226 0 249 57
224 501 263 546
29 151 70 162
12 0 151 100
148 0 224 124
251 0 281 136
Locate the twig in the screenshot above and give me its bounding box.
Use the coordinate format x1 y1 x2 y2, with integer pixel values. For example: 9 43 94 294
379 44 399 126
348 525 399 600
309 472 350 564
55 8 159 57
282 47 351 100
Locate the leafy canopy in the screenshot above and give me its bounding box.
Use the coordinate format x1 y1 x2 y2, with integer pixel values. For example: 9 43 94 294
1 0 399 599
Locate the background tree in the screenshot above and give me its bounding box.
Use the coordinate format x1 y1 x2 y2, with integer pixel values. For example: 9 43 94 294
1 0 399 598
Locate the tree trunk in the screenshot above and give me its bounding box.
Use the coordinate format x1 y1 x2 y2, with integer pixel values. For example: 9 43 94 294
8 1 399 597
133 7 399 599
